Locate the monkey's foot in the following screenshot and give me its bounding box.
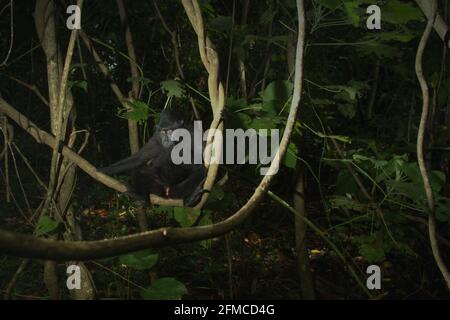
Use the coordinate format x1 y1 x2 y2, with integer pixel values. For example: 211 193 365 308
184 187 210 207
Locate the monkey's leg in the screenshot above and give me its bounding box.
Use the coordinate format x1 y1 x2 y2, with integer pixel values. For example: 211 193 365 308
131 165 166 202
170 165 207 207
99 153 146 175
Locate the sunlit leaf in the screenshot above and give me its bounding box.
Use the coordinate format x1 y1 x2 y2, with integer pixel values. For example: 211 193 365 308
36 216 59 237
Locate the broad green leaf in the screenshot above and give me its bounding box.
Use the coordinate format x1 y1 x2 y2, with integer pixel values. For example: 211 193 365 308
141 278 187 300
403 163 446 192
259 80 293 103
209 186 225 202
160 80 186 98
329 83 364 101
67 80 88 92
249 116 280 130
127 76 152 86
387 180 426 203
154 205 174 216
344 1 360 27
359 243 385 263
382 1 424 24
36 216 59 236
261 101 278 115
226 97 247 110
120 100 150 123
328 195 367 213
236 112 253 128
353 235 385 263
174 207 201 227
119 250 158 270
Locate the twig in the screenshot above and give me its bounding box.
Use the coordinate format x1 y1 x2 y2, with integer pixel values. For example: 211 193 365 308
7 75 49 106
4 259 29 299
0 0 14 66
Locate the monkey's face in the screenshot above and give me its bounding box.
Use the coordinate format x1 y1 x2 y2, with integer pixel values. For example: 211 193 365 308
159 128 175 147
157 110 184 148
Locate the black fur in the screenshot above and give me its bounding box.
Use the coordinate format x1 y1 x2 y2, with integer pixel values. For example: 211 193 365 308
99 109 206 207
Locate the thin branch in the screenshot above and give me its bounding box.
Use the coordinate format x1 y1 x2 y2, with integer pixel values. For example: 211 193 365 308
7 75 49 106
0 0 14 66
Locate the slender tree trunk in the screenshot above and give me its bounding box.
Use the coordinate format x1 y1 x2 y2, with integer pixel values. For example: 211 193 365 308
35 0 95 299
293 168 315 299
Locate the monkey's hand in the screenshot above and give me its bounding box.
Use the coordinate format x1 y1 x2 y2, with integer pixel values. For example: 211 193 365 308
183 185 209 207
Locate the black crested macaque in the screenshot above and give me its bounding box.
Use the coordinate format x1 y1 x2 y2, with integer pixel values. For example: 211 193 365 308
99 109 207 207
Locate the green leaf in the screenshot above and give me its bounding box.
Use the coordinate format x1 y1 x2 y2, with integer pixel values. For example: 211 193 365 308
283 143 298 169
161 80 186 98
36 216 59 236
403 163 446 192
328 195 367 212
330 84 363 101
119 100 150 123
208 186 225 202
119 250 158 270
353 235 385 263
127 76 152 86
226 97 247 110
67 80 88 92
154 205 174 216
174 207 201 227
141 278 187 300
343 1 360 27
249 116 281 130
374 31 416 43
261 101 278 115
259 80 293 103
360 243 385 263
382 1 424 24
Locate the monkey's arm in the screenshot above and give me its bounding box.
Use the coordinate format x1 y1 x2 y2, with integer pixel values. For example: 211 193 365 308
98 137 160 175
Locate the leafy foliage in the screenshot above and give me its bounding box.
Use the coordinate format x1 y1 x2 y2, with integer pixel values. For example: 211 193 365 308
141 278 188 300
